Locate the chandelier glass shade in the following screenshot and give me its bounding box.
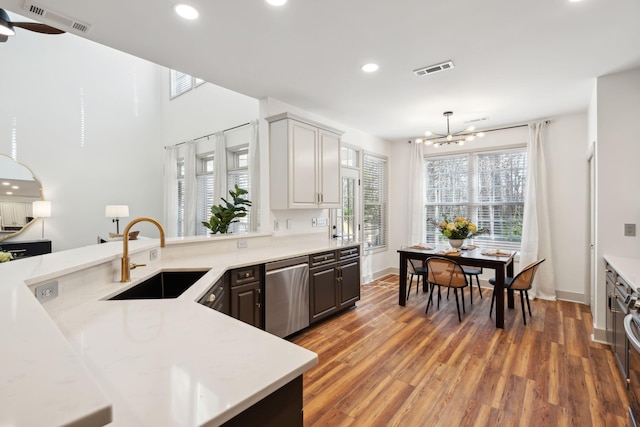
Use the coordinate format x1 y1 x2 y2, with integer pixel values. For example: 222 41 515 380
414 111 485 147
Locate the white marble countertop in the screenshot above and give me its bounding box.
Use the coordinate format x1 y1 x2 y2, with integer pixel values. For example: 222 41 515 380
0 234 361 426
603 254 640 290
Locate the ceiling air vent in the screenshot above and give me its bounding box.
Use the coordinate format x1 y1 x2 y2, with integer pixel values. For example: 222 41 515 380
22 2 92 34
413 61 455 77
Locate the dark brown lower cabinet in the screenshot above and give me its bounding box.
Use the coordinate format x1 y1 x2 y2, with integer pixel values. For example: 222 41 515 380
222 376 302 427
310 264 338 323
230 281 263 329
309 245 360 324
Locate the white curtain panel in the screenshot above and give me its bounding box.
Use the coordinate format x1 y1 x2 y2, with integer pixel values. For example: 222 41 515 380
520 121 556 300
407 141 425 244
163 146 178 237
183 141 198 236
214 131 227 204
248 121 260 232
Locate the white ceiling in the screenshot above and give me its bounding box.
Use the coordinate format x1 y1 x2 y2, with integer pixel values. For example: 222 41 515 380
3 0 640 142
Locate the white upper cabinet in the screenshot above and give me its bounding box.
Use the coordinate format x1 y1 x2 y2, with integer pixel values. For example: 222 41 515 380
267 113 343 209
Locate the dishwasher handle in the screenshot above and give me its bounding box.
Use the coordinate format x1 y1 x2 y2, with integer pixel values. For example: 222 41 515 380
265 256 309 272
626 314 640 353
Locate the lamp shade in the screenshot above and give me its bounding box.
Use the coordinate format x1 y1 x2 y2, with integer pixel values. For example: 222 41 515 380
105 205 129 218
32 200 51 218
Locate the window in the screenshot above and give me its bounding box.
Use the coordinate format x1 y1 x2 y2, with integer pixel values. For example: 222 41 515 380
196 154 215 236
177 160 185 235
170 69 205 98
424 148 527 250
363 153 388 250
332 145 361 242
226 148 250 234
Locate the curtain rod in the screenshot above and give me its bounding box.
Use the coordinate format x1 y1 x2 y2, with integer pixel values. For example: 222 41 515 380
408 119 551 143
165 122 251 149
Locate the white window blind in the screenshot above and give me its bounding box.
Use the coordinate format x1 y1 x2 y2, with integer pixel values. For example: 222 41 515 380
177 160 185 236
170 70 206 99
227 149 250 234
424 148 527 250
196 155 215 236
363 153 387 250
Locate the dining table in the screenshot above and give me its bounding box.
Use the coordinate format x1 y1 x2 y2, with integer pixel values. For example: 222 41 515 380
397 245 516 328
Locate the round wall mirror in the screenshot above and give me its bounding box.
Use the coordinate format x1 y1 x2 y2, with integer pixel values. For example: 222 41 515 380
0 154 44 242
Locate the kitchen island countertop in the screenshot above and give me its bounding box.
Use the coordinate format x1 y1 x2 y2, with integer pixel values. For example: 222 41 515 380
1 233 360 426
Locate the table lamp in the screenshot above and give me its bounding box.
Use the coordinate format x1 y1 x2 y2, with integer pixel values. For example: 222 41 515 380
105 205 129 235
32 200 51 239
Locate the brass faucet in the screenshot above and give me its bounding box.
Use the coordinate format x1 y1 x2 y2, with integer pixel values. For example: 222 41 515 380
120 217 166 282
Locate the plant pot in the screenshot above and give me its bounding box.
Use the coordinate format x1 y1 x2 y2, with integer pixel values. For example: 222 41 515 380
449 239 464 249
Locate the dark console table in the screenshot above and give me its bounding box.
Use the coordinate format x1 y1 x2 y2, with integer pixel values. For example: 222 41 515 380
0 239 52 258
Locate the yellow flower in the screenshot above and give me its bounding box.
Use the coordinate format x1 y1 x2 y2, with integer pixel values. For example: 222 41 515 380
468 223 477 233
446 222 457 231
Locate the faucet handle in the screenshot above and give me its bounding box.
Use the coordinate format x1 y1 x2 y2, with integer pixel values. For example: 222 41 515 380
130 262 147 270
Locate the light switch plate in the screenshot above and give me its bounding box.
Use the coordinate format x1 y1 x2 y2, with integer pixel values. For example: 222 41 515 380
625 223 636 237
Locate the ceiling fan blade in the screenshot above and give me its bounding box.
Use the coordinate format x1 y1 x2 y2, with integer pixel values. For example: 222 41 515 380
0 34 7 43
13 22 64 35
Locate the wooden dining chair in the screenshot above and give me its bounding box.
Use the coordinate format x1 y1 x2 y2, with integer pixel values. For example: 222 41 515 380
425 256 469 322
489 258 545 325
406 259 428 300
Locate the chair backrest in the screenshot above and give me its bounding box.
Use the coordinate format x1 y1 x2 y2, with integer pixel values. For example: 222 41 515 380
426 256 467 288
407 258 418 274
510 258 545 291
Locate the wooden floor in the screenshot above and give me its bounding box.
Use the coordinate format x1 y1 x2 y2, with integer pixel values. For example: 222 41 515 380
291 274 630 427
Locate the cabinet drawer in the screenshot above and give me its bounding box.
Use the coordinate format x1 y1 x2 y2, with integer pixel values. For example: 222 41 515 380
230 265 262 286
605 263 616 285
615 274 633 300
199 277 229 314
310 251 337 267
339 246 359 260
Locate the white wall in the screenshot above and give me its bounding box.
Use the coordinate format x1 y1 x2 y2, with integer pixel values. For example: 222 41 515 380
0 31 164 251
387 113 590 301
0 27 262 251
593 66 640 333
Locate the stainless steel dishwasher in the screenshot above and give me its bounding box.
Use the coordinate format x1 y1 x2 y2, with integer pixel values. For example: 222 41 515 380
265 256 310 338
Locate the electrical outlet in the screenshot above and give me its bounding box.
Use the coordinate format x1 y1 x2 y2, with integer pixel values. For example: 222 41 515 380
274 219 279 231
149 249 158 261
287 219 293 230
237 239 248 249
625 223 636 237
35 281 59 302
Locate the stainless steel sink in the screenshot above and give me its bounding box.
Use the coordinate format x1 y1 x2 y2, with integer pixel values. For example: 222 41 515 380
109 271 207 300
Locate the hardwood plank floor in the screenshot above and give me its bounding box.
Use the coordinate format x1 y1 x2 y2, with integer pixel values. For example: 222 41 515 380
291 274 630 427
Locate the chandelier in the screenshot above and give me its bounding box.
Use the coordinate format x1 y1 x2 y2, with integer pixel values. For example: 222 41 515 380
415 111 485 147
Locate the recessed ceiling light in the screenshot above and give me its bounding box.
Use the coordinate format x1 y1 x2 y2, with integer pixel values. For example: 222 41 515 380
266 0 287 5
174 4 199 20
6 191 12 195
1 182 9 186
361 63 379 73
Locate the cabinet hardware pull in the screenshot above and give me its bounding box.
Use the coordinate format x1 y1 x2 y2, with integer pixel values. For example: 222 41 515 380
207 294 216 302
616 282 621 286
611 308 621 313
245 272 251 278
605 269 611 273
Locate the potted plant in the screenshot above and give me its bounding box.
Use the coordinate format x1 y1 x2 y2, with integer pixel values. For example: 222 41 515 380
202 184 252 234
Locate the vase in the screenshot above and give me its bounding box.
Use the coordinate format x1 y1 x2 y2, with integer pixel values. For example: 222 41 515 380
449 239 464 249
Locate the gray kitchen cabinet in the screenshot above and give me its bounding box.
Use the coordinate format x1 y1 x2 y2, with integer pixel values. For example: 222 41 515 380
266 112 343 209
606 262 630 383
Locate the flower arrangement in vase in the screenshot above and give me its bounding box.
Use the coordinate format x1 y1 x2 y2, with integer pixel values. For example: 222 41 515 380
430 216 485 248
